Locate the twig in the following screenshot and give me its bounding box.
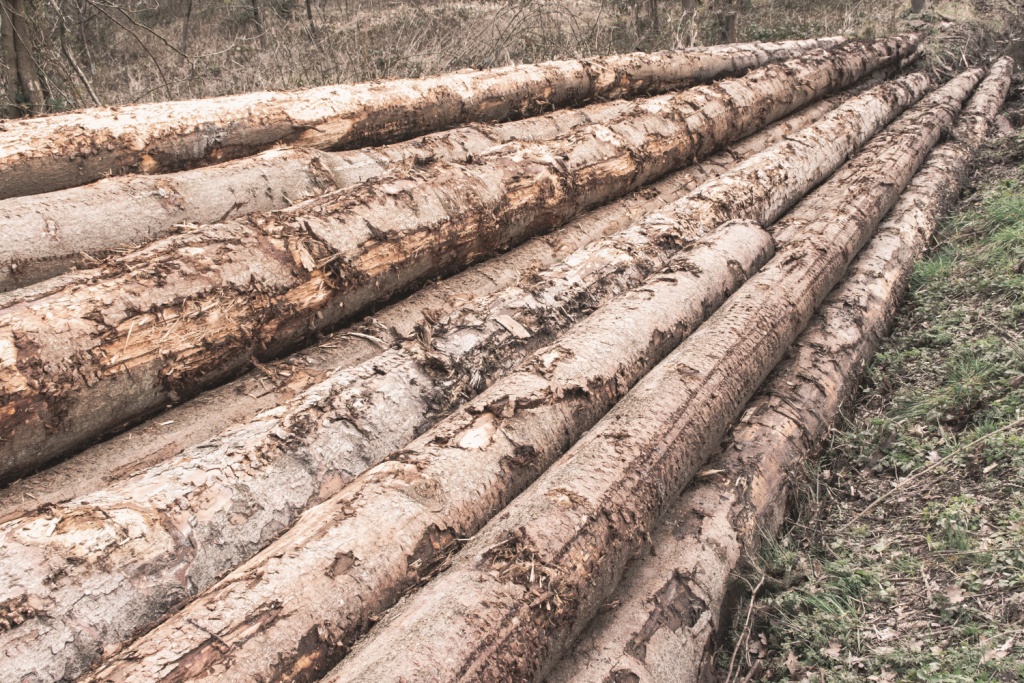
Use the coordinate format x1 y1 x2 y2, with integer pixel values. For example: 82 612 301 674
725 571 766 683
840 417 1024 531
49 0 100 106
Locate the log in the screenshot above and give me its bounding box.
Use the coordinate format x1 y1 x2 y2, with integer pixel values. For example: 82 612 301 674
74 74 929 683
0 95 848 522
0 102 644 292
318 70 980 683
547 58 1013 683
0 35 916 481
0 38 845 199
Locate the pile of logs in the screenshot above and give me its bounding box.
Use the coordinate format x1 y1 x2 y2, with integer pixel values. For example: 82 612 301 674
0 34 1013 683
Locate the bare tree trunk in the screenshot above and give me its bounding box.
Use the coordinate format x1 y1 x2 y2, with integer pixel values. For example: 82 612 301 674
250 0 266 49
179 0 192 55
548 60 1012 683
7 0 43 114
62 75 929 683
723 11 737 42
323 71 980 683
0 94 844 523
0 35 855 198
0 0 17 116
0 39 910 482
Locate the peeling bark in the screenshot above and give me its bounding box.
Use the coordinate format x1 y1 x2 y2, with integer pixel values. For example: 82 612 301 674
0 36 916 481
321 70 979 683
0 95 846 522
0 38 846 199
69 74 928 683
0 101 645 292
78 222 772 683
547 59 1012 683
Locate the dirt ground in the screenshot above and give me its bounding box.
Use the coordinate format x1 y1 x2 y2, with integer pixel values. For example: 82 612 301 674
715 60 1024 683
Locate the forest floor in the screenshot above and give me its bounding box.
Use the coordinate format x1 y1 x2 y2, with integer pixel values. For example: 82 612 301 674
716 77 1024 683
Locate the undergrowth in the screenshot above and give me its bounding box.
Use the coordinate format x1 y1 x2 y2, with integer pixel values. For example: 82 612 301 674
720 123 1024 681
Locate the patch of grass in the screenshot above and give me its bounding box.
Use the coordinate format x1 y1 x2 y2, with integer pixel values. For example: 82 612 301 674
721 130 1024 682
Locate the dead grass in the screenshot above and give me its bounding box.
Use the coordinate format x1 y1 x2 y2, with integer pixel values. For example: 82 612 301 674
3 0 1022 113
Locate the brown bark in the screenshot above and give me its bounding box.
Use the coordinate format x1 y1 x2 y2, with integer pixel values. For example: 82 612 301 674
0 36 915 481
548 60 1013 683
69 74 928 683
0 99 641 292
78 222 773 683
320 70 979 683
2 0 43 115
0 37 847 199
0 0 17 117
0 95 847 523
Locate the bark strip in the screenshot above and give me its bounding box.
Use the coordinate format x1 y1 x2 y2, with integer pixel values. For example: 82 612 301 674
0 36 916 481
547 58 1013 683
0 38 846 199
319 70 980 683
71 75 929 683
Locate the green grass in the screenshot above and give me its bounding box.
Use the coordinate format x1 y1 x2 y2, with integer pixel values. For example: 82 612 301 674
721 151 1024 681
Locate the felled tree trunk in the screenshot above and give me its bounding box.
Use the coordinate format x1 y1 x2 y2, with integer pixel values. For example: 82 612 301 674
0 36 915 481
320 69 979 683
0 95 847 523
69 74 928 683
547 58 1013 683
0 37 847 198
0 101 642 292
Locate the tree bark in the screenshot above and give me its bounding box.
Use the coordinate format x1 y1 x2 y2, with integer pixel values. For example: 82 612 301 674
180 0 192 56
6 0 43 115
0 37 849 199
76 222 772 683
0 37 914 482
0 95 846 523
0 0 18 117
319 70 979 683
547 59 1012 683
0 98 643 292
66 74 928 683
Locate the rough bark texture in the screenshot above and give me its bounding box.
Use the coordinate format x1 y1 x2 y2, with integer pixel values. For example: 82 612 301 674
0 96 845 522
0 38 846 199
70 74 929 683
79 222 772 683
0 101 642 292
547 60 1013 683
320 70 979 683
0 36 916 482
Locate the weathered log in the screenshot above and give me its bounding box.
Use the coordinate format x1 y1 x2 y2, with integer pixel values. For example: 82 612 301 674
73 74 929 683
319 69 980 683
0 102 644 292
0 38 846 200
0 96 848 522
0 64 908 294
547 58 1013 683
0 36 915 482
